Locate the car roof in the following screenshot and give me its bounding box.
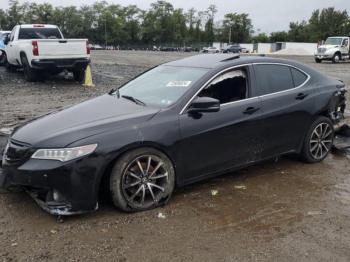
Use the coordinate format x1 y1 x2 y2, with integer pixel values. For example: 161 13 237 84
19 24 58 28
164 54 305 69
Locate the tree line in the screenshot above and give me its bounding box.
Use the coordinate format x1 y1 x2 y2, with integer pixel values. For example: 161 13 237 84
0 0 349 48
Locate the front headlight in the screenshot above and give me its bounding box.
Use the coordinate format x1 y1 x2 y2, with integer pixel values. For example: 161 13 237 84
31 144 97 162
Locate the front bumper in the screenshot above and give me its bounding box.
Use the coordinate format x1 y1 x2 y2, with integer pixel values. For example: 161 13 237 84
31 58 90 71
314 54 331 60
0 152 104 216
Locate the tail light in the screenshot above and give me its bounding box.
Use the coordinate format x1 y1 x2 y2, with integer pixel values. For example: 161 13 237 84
32 40 39 56
86 40 90 55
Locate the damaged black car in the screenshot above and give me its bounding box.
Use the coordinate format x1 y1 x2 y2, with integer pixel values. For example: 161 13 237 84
0 54 347 215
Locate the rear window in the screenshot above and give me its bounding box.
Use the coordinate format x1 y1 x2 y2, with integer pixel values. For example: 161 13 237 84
18 28 62 40
255 64 295 96
291 68 308 87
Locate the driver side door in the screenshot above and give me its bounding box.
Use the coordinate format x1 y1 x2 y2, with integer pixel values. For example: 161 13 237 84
178 65 264 184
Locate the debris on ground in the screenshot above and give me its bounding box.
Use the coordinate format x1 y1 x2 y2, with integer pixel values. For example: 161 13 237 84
211 189 219 196
307 211 323 216
50 230 57 234
234 185 247 190
157 212 166 219
11 243 18 247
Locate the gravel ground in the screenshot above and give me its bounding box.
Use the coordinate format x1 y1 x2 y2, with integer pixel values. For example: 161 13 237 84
0 51 350 261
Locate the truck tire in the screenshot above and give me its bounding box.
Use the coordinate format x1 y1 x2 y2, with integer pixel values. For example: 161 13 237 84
315 58 322 63
332 53 341 63
73 68 85 83
21 55 38 82
0 51 6 66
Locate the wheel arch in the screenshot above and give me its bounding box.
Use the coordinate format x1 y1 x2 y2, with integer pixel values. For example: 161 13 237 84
97 141 178 198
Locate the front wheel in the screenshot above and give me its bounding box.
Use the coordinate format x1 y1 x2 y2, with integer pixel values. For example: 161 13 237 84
315 58 322 63
110 148 175 212
301 116 334 163
332 53 340 63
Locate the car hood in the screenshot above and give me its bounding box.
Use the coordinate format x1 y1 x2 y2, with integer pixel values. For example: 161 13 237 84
318 44 339 50
11 94 160 147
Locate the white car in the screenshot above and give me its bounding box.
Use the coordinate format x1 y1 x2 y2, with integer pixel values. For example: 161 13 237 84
201 46 220 54
314 36 350 63
4 24 90 82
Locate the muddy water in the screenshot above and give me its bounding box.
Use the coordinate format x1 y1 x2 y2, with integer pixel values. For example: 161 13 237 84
0 51 350 261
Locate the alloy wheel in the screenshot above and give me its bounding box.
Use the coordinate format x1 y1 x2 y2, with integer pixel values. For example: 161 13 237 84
309 122 333 160
121 155 169 208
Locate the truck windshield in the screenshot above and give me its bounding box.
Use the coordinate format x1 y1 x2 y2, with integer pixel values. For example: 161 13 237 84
325 38 343 46
18 28 62 40
114 66 209 108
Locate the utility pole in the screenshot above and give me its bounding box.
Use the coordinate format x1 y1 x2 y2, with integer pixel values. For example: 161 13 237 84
229 26 232 44
104 17 107 49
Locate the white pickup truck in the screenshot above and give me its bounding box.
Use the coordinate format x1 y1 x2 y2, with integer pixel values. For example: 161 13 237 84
314 36 350 63
3 24 90 82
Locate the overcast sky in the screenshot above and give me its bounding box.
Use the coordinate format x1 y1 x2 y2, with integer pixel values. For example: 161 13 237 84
1 0 349 33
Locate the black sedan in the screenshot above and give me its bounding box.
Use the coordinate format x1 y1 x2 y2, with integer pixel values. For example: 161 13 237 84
0 54 346 215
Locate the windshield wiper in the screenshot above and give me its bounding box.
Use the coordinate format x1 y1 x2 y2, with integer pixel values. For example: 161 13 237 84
121 95 146 106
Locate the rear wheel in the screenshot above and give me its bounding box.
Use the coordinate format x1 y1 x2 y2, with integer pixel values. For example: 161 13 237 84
315 58 322 63
73 68 85 83
21 55 38 82
110 148 175 212
301 116 334 163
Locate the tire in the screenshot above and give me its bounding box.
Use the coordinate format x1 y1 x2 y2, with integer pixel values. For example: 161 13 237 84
300 116 334 163
21 55 38 82
110 147 175 212
0 51 6 66
332 53 341 63
73 68 85 83
315 58 322 63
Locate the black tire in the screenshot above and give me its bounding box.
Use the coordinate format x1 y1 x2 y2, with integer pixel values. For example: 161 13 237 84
301 116 334 163
332 53 341 63
0 51 6 66
110 147 175 212
21 55 38 82
73 68 85 83
315 58 322 63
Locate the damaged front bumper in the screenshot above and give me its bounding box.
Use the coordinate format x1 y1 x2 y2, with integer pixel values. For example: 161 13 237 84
0 148 104 216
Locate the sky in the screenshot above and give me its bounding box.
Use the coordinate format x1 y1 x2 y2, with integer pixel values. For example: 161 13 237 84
0 0 349 34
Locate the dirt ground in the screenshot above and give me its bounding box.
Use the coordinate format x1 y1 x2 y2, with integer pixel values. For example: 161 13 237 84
0 51 350 261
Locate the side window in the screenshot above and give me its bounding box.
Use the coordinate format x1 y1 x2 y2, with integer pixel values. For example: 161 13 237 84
291 68 308 87
254 64 294 96
342 39 349 47
198 68 248 104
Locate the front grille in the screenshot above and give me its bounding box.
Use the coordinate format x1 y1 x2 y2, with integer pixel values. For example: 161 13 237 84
5 139 31 164
317 48 326 54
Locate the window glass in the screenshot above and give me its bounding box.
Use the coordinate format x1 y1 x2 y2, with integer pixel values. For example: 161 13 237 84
118 65 208 108
254 64 294 95
198 68 248 104
342 39 349 47
291 68 308 87
18 28 62 40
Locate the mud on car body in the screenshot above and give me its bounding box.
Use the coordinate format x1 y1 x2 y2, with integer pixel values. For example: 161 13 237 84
0 54 347 216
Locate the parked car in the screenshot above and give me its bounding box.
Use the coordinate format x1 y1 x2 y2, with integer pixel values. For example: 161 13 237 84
223 44 242 53
201 46 220 53
0 31 11 66
0 54 346 216
314 36 350 63
3 24 90 82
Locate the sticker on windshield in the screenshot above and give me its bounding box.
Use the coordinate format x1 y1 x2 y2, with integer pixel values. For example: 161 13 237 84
166 81 192 87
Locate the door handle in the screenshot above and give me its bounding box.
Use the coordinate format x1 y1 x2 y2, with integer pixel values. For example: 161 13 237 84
243 107 260 115
295 93 308 100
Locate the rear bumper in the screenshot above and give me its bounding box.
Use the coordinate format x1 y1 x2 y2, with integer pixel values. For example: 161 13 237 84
31 58 90 71
0 154 103 216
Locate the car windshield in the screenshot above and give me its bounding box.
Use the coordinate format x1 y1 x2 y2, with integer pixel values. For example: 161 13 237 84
325 37 343 46
18 28 62 40
115 66 209 108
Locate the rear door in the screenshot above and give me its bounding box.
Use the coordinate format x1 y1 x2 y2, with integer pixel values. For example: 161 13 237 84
253 63 314 158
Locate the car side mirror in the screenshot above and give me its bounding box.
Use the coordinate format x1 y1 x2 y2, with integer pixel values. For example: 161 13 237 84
187 97 220 114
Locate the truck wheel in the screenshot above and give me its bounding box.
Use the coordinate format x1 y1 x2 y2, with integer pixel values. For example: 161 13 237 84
110 148 175 212
332 53 340 63
315 58 322 63
300 116 334 163
21 55 38 82
0 51 6 66
73 69 85 83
